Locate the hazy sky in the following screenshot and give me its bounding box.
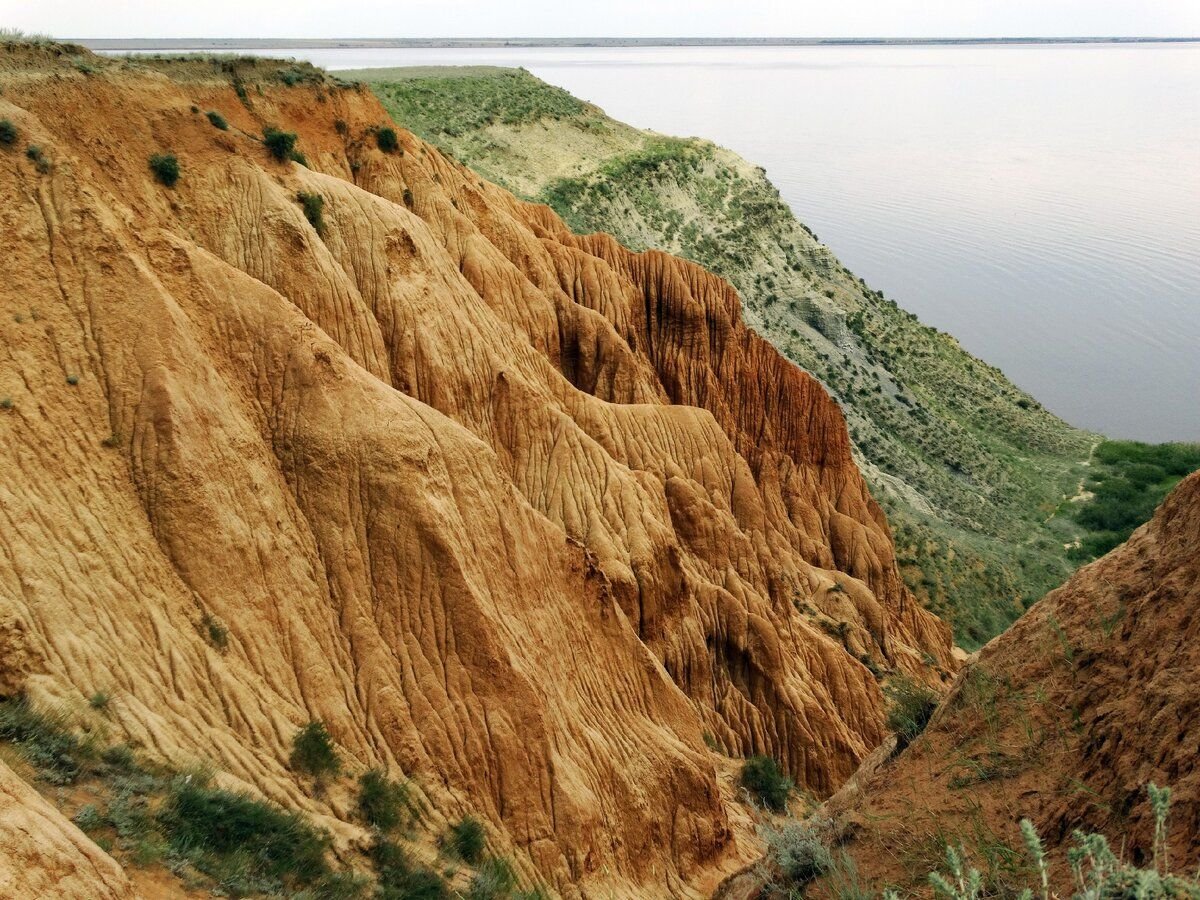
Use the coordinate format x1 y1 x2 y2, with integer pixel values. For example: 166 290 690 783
6 0 1199 40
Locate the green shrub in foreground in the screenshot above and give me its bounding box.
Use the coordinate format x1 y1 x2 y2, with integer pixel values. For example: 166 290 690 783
0 696 83 784
762 820 832 886
159 774 331 887
148 153 180 187
205 110 228 130
740 755 793 812
0 119 17 145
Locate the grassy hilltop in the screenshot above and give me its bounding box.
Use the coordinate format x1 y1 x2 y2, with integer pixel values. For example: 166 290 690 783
350 66 1198 647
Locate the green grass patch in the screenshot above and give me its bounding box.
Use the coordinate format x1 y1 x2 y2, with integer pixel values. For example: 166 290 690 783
1068 440 1200 561
739 754 793 812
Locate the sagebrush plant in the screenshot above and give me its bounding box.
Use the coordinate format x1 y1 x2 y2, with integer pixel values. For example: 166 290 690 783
0 119 17 145
289 721 341 780
884 674 939 748
740 754 793 812
922 785 1198 900
148 153 180 187
762 820 832 886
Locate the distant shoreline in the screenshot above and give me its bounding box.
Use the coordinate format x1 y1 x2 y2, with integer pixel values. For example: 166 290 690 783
78 36 1200 51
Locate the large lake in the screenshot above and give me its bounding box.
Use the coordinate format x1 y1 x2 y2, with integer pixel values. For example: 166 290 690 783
125 45 1200 441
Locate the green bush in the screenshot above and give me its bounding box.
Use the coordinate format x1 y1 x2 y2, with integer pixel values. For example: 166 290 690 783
263 126 298 161
206 110 228 130
739 755 793 812
468 857 517 900
148 153 180 187
26 144 51 174
371 838 447 899
89 690 110 710
376 126 399 153
159 774 331 887
762 821 832 885
290 721 341 780
884 674 939 749
0 119 17 145
357 768 411 831
0 697 83 784
200 612 229 651
446 815 486 863
297 191 325 235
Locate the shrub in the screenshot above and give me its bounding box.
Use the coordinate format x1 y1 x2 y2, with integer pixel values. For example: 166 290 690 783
762 821 832 885
200 612 229 651
26 144 51 174
371 838 447 899
376 126 399 153
357 768 411 831
740 755 793 812
206 110 228 130
89 690 109 710
884 674 938 749
263 126 298 161
0 697 83 784
446 815 486 863
297 191 325 235
158 774 331 887
148 153 180 187
0 119 16 145
402 188 414 208
66 374 79 386
468 857 517 900
290 721 340 780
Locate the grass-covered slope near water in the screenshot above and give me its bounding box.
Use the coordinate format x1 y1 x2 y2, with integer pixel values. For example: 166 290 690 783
351 66 1098 647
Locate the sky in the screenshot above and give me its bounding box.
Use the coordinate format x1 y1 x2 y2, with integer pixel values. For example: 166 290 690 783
6 0 1200 40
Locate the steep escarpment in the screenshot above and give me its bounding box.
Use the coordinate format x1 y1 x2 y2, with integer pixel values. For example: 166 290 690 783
0 48 952 897
791 470 1200 895
356 67 1097 648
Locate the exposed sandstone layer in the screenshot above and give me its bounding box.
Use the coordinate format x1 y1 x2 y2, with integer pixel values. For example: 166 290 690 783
787 470 1200 895
0 49 951 896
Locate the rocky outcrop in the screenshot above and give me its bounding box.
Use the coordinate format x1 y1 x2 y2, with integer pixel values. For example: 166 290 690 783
793 470 1200 895
0 48 952 896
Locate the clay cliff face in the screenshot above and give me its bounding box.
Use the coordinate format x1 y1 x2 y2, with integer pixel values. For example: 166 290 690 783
0 48 952 897
789 469 1200 895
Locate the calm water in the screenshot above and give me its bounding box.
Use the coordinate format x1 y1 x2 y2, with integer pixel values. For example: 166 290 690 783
128 45 1200 441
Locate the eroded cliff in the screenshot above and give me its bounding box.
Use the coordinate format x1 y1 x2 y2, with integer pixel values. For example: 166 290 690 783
0 47 952 897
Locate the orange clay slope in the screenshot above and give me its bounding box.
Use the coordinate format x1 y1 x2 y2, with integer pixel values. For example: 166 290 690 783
793 469 1200 896
0 47 953 898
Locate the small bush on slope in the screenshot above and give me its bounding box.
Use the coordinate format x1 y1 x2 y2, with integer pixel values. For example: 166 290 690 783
0 119 17 145
0 696 84 784
446 815 486 863
263 126 298 161
357 768 412 831
297 191 326 235
884 674 939 749
205 110 228 130
371 838 447 899
290 720 341 780
762 820 832 886
159 773 331 889
148 153 180 187
740 755 793 812
376 125 400 153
